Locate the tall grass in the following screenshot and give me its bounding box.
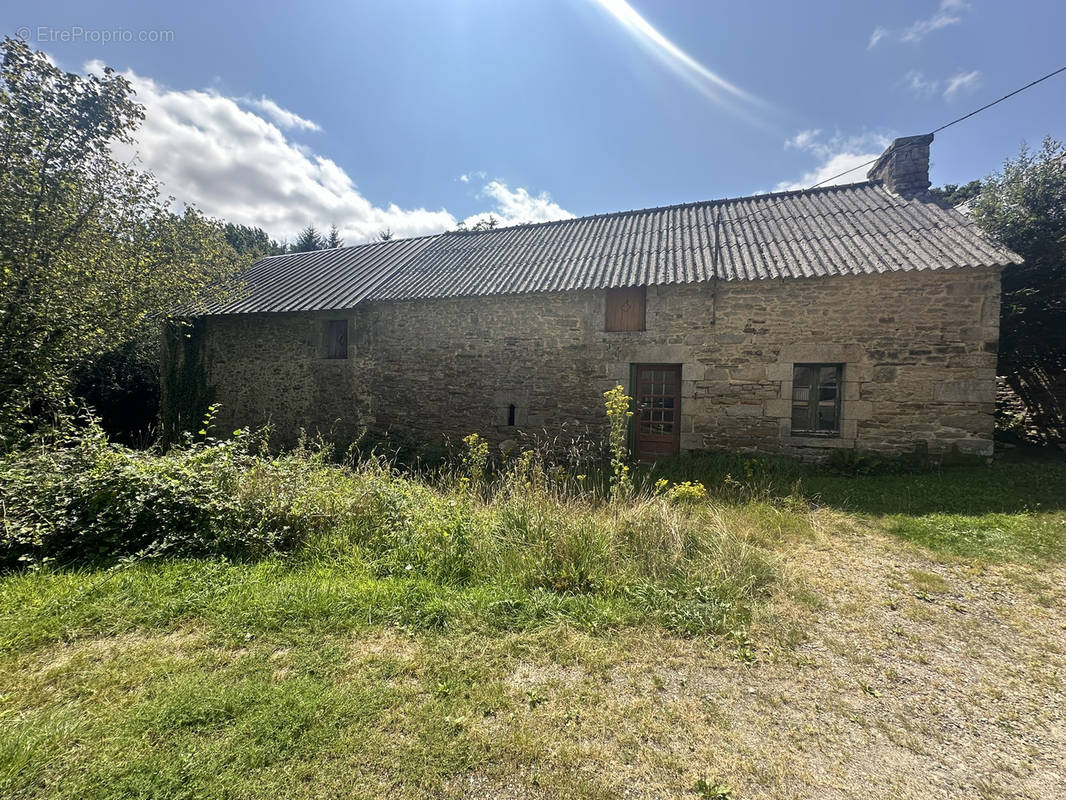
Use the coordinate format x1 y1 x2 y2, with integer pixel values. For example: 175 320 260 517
303 456 788 636
0 426 801 647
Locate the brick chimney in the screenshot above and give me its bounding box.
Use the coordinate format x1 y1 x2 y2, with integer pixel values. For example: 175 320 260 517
866 134 933 197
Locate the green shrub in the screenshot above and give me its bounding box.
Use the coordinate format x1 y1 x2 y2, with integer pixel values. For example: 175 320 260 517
0 417 795 637
0 420 341 569
459 432 489 489
603 385 633 498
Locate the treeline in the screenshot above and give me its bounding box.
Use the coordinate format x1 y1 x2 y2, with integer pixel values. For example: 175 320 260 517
228 222 415 257
226 222 349 258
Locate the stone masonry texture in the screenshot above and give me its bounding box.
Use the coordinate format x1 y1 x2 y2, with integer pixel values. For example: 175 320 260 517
185 266 1003 460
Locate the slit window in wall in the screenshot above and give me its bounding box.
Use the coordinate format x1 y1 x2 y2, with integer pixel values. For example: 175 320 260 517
605 286 646 331
326 319 348 359
791 364 842 435
507 404 516 427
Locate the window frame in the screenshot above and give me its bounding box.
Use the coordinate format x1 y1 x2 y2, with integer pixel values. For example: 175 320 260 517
790 363 843 437
605 286 646 332
325 318 349 360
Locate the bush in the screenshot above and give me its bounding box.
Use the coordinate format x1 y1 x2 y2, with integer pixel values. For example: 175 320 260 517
603 385 633 498
0 419 342 569
654 479 710 506
0 419 793 637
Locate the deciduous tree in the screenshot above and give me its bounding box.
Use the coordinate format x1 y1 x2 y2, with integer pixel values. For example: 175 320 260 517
972 137 1066 434
972 139 1065 370
0 38 246 442
223 223 284 259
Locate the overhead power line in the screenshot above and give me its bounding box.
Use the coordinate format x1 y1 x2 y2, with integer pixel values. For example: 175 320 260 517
931 65 1066 135
706 63 1065 274
803 64 1066 191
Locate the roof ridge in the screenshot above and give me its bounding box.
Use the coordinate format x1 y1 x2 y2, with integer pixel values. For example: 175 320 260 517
444 179 887 239
253 230 447 262
253 180 889 263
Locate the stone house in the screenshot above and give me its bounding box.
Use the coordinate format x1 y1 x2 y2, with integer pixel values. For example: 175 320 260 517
166 135 1022 461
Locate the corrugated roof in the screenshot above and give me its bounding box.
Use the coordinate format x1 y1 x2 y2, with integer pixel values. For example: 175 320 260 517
199 181 1022 314
197 234 437 314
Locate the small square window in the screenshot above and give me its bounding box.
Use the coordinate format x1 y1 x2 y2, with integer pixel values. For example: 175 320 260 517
326 319 348 359
606 287 646 331
791 364 842 435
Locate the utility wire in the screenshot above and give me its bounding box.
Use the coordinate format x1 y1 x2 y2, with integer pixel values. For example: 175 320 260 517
932 65 1066 135
706 63 1065 279
801 64 1066 190
721 64 1066 226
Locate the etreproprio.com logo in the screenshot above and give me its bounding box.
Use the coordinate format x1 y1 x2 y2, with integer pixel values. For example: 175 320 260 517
14 26 175 44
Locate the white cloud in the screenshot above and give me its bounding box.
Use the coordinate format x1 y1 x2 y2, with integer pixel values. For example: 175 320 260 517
774 130 892 192
902 68 980 100
458 170 486 184
82 62 571 243
785 129 822 150
943 69 980 98
868 0 969 48
867 26 888 50
240 96 321 132
463 181 574 228
902 0 968 43
904 70 940 97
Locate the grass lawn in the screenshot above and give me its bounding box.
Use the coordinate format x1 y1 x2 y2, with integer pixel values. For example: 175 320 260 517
1 456 1064 799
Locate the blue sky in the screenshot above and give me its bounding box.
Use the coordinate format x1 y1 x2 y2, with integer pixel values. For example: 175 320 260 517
6 0 1065 242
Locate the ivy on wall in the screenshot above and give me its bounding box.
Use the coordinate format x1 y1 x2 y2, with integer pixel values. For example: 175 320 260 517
160 318 215 445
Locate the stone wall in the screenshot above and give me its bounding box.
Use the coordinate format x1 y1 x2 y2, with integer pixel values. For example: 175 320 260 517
187 265 1003 459
195 311 369 446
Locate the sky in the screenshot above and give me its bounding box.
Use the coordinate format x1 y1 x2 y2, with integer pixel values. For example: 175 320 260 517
4 0 1064 244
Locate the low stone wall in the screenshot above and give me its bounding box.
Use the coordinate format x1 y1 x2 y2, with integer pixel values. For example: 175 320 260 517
183 265 1002 459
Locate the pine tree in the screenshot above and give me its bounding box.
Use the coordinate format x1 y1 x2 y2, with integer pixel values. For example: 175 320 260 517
292 224 324 253
326 224 344 249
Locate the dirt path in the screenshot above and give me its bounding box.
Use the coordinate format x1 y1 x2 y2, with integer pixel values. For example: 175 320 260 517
479 522 1066 799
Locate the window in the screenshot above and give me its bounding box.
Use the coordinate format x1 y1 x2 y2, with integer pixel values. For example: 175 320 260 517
606 286 646 332
326 319 348 359
507 404 516 426
791 364 842 435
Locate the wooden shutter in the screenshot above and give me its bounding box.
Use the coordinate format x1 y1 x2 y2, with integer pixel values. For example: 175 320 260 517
605 287 646 331
326 319 348 359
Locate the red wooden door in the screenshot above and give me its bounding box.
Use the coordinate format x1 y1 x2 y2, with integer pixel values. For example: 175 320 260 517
634 364 681 462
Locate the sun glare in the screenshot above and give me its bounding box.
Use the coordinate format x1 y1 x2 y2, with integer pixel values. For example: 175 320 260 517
591 0 770 123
